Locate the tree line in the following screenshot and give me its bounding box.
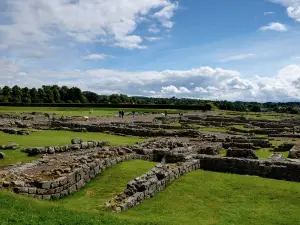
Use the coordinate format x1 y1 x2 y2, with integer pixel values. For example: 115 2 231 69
0 85 300 114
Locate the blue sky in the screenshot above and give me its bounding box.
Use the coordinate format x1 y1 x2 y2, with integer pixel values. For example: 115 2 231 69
1 0 300 102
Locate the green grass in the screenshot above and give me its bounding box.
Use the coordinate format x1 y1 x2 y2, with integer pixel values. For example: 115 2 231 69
119 170 300 225
1 162 300 224
0 107 180 117
58 160 157 213
0 131 146 166
0 150 39 167
0 130 146 148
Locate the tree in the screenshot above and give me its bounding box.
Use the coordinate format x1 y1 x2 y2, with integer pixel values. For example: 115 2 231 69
2 86 11 97
37 88 46 103
42 85 54 103
11 85 22 103
83 91 98 103
30 88 38 103
21 87 31 103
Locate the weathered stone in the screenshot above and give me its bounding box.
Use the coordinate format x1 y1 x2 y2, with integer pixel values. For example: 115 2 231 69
0 152 5 160
269 153 285 161
71 138 83 144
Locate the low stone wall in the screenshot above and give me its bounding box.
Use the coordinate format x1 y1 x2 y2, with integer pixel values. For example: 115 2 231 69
288 144 300 159
48 122 201 137
269 134 300 138
105 160 200 212
0 143 19 150
274 143 294 152
10 154 141 200
226 148 258 159
0 128 29 135
198 155 300 182
21 140 109 155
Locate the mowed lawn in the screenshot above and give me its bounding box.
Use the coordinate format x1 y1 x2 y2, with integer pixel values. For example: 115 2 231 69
0 131 147 166
0 130 146 147
1 161 300 225
0 106 180 117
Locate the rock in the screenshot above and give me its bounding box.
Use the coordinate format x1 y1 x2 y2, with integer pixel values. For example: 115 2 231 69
6 143 19 149
268 153 285 161
0 152 5 160
71 138 83 144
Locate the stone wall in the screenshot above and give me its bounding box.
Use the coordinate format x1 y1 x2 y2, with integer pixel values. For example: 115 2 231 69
105 160 200 212
21 140 109 155
0 128 29 135
10 154 140 200
197 154 300 182
48 122 201 137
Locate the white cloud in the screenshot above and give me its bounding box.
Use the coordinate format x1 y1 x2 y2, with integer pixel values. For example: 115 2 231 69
148 24 160 33
220 53 256 62
161 85 191 94
83 54 113 61
144 37 163 42
153 2 178 28
2 57 300 102
269 0 300 21
260 22 288 31
264 11 275 15
0 0 178 50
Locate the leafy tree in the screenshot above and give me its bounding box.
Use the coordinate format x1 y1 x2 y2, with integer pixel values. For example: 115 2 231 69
37 88 46 103
30 88 38 103
11 85 22 103
21 87 31 103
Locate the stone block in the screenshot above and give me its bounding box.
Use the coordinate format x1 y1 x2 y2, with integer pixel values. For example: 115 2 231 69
42 195 51 200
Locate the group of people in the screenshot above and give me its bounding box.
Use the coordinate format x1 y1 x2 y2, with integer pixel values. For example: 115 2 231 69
118 110 136 119
118 110 125 118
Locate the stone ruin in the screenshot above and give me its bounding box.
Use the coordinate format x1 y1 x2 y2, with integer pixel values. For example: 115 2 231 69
1 112 300 212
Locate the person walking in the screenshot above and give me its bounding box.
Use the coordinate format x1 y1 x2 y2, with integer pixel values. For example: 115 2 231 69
132 110 135 118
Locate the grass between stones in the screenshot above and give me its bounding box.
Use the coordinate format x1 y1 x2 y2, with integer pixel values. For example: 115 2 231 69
2 162 300 225
0 107 180 117
0 131 147 166
0 150 39 167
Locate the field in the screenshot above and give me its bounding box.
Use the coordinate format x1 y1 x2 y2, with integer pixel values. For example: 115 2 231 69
0 106 181 117
1 161 300 225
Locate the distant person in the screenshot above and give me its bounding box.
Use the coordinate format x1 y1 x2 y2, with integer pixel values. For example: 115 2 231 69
132 110 135 118
121 111 124 119
165 110 168 117
118 111 121 118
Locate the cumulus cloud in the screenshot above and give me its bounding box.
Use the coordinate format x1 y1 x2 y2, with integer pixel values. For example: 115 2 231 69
144 37 163 42
83 54 113 61
0 0 178 50
269 0 300 21
260 22 288 31
220 53 256 62
153 1 178 28
2 57 300 102
148 24 160 33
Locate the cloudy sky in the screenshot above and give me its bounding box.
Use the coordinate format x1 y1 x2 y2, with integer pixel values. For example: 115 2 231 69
1 0 300 102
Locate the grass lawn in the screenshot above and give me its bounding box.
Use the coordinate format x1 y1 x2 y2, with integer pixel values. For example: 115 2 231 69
0 131 147 166
58 160 157 213
0 107 180 117
0 130 146 148
2 161 300 225
0 150 39 167
119 170 300 225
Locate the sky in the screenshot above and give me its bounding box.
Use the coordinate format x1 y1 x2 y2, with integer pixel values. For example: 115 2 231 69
1 0 300 102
